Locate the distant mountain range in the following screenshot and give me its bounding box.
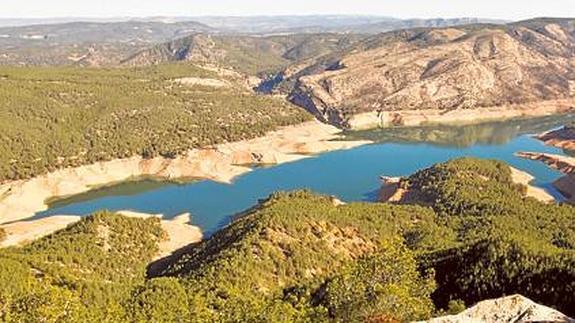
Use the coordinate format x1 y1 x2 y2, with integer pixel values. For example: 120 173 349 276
0 15 508 32
0 15 508 67
189 15 507 34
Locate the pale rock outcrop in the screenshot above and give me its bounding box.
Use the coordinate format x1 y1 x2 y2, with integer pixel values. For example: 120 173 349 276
423 295 574 323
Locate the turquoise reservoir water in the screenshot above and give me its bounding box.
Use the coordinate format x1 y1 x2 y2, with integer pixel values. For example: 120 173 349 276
38 115 575 235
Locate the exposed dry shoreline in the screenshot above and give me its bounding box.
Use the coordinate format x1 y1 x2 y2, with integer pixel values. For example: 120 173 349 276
517 152 575 204
347 99 575 130
0 211 203 260
1 102 573 250
0 121 370 249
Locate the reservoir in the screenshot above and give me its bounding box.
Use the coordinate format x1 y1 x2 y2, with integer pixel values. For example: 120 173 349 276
38 115 575 235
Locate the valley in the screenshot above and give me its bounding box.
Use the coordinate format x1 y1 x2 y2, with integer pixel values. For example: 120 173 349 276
0 12 575 322
27 115 575 236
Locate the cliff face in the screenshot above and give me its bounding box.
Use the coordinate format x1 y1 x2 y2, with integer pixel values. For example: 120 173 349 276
286 19 575 127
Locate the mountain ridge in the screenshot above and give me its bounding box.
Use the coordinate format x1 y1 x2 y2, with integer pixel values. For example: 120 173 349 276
279 18 575 127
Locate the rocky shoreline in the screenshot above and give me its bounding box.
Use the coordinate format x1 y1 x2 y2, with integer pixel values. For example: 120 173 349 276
2 106 574 250
0 120 370 249
536 124 575 151
348 99 575 130
516 123 575 204
516 152 575 203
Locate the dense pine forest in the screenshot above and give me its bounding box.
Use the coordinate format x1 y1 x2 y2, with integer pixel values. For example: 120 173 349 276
0 158 573 321
0 63 311 182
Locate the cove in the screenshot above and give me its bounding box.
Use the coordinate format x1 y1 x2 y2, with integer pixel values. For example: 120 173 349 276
37 115 575 235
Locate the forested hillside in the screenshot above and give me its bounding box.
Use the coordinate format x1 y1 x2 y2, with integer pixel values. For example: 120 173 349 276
0 212 165 321
0 63 310 182
0 158 573 321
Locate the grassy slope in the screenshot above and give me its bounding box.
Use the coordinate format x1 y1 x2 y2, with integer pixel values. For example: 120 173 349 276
0 63 311 182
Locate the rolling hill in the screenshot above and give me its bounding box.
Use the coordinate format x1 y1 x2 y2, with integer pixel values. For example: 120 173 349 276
122 33 365 75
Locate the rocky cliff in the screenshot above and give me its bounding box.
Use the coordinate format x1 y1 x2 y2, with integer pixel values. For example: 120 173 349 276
285 18 575 128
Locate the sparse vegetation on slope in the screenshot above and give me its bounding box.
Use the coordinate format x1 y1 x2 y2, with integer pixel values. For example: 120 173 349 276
0 63 310 182
124 33 364 75
285 18 575 127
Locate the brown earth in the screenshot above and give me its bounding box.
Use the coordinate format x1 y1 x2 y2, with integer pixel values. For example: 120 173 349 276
287 19 575 128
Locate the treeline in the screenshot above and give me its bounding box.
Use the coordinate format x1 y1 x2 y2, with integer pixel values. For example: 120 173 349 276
0 158 573 321
0 63 311 182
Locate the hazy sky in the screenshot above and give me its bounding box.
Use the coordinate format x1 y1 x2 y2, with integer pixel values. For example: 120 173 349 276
2 0 575 20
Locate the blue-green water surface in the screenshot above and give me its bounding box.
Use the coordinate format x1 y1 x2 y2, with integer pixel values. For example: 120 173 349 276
37 115 575 235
